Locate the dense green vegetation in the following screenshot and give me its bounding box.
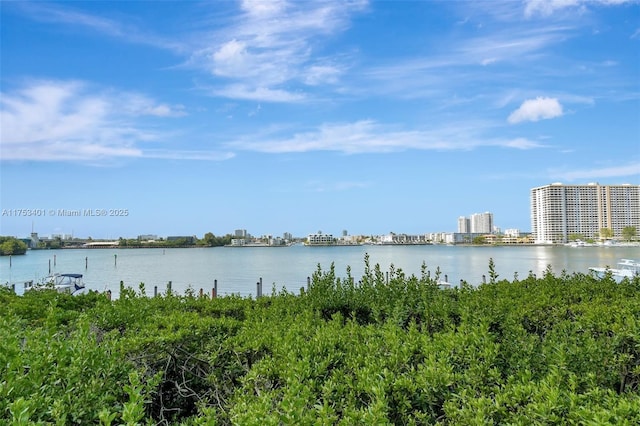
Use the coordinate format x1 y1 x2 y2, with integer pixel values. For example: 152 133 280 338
0 236 28 255
118 233 233 248
1 256 639 424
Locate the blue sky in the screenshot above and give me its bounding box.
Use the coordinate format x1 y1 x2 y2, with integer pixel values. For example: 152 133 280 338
1 0 639 239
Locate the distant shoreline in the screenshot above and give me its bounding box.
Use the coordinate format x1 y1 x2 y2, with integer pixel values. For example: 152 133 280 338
15 241 639 251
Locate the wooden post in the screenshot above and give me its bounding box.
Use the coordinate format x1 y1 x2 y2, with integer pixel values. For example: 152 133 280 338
8 255 11 268
445 274 448 283
114 254 117 267
482 275 486 284
167 281 172 294
154 285 158 297
307 276 310 288
386 271 389 284
212 288 216 298
199 288 203 298
214 279 218 297
106 290 112 301
54 254 56 266
85 256 88 269
48 259 51 274
11 283 15 293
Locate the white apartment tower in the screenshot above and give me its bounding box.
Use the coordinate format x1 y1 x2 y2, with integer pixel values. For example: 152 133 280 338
457 216 470 233
530 183 640 244
470 212 493 234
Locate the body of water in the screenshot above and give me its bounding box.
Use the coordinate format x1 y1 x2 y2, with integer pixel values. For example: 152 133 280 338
1 244 638 298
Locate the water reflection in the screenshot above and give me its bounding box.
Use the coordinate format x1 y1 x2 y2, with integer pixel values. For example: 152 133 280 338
1 244 637 298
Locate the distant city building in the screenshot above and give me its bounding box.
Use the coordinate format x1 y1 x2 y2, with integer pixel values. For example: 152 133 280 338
283 232 292 241
530 183 640 244
234 229 247 238
379 233 430 244
470 212 493 234
504 229 520 238
307 233 335 245
30 232 39 248
457 216 470 233
426 232 452 244
51 233 73 240
138 234 158 241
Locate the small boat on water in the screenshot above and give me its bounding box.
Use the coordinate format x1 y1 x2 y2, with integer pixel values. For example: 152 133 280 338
589 259 640 282
26 273 88 295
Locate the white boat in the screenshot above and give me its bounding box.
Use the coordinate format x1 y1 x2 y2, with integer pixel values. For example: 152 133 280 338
589 259 640 282
26 273 88 295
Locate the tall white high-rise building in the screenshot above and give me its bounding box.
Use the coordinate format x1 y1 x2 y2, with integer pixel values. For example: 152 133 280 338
530 183 640 243
457 216 470 233
470 212 493 234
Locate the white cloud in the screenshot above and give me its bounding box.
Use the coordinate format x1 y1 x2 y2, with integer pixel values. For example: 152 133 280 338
0 80 214 162
508 97 563 123
551 163 640 180
304 65 343 85
503 138 548 149
212 85 305 103
524 0 636 17
227 120 546 154
190 0 368 102
240 0 287 17
14 1 185 52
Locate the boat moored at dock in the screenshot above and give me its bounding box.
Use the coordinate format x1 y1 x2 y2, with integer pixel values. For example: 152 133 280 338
25 273 88 296
589 259 640 282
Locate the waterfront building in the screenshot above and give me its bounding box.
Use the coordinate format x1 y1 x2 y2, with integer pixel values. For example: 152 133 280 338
530 183 640 244
230 238 246 246
307 232 335 245
470 212 493 234
504 229 520 238
457 216 470 233
378 233 430 244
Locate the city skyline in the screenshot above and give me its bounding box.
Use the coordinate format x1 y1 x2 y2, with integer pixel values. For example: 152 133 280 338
2 1 639 239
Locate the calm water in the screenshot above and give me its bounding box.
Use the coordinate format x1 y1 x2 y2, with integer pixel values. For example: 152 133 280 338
1 244 638 298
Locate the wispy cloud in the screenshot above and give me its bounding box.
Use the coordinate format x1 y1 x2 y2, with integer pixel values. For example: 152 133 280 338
508 97 564 123
227 120 546 154
12 1 185 52
358 22 573 104
210 84 306 103
188 0 368 102
523 0 638 17
550 163 640 181
0 80 225 162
